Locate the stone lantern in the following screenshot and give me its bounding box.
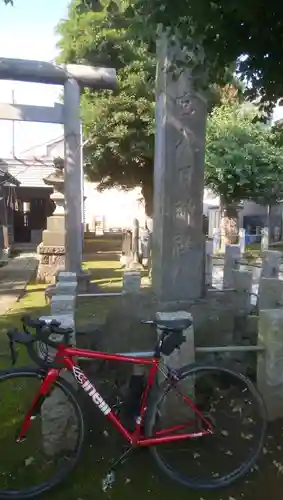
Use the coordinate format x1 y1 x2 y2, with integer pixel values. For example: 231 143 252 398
37 157 66 283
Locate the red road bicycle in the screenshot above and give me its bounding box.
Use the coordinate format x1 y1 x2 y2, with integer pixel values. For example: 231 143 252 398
0 315 266 499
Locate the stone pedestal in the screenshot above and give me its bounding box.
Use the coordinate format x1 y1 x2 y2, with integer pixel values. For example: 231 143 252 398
156 311 195 422
37 245 65 284
37 159 66 284
257 308 283 420
152 30 207 304
40 272 77 454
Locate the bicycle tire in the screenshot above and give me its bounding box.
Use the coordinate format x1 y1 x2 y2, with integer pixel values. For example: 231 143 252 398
0 367 86 500
145 363 267 490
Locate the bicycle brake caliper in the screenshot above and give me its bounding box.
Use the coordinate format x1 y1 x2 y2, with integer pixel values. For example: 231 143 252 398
102 470 116 493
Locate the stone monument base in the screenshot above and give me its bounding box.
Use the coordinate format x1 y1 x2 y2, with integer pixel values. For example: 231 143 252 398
37 244 65 284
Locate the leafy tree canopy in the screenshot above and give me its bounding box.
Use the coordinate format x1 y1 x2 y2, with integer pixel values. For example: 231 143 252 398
81 0 283 107
57 0 242 214
132 0 283 108
57 0 156 214
205 102 283 209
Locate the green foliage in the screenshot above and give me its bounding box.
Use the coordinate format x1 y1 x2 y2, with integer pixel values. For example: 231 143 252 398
58 0 283 214
205 102 283 207
129 0 283 107
57 0 156 213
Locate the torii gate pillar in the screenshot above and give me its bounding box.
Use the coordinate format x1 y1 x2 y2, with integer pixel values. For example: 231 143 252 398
0 58 117 275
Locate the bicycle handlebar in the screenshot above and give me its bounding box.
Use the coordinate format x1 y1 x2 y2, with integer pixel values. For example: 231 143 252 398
6 315 74 368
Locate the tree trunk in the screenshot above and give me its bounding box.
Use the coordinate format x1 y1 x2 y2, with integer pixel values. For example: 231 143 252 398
220 202 239 248
267 204 271 244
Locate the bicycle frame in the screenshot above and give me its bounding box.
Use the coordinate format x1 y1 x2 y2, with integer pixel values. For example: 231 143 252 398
17 345 213 446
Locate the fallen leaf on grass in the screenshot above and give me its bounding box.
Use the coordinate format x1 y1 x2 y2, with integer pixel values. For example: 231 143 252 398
25 457 35 467
221 430 229 437
273 460 283 474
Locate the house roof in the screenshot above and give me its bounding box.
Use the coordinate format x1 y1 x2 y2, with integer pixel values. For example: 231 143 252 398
1 158 54 188
0 161 20 186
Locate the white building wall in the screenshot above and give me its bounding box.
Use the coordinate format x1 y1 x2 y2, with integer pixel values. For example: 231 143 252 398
84 182 145 230
25 137 146 230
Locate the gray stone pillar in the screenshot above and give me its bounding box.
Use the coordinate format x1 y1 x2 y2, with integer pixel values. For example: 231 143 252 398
257 308 283 420
261 227 269 252
122 271 141 293
261 250 282 279
132 218 139 264
258 250 282 304
40 271 77 455
156 311 195 423
205 240 213 287
239 228 246 255
212 228 221 255
64 78 83 274
223 244 241 288
232 269 252 314
152 31 207 303
258 277 283 310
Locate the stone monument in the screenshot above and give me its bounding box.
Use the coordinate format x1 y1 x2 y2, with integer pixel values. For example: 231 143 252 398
152 30 207 304
37 157 66 283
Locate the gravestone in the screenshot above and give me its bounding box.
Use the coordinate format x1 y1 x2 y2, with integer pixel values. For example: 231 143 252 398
152 30 207 303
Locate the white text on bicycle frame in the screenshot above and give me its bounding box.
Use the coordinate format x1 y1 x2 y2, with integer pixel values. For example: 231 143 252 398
73 366 111 415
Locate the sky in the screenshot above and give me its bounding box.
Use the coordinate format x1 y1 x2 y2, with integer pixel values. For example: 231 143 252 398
0 0 69 157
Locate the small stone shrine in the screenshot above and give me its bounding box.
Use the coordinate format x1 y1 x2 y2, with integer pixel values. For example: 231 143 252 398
37 157 66 283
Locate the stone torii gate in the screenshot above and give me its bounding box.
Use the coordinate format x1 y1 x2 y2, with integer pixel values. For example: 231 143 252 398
0 57 117 275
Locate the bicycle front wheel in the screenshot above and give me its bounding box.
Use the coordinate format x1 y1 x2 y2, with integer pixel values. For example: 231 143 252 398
145 363 266 490
0 367 85 499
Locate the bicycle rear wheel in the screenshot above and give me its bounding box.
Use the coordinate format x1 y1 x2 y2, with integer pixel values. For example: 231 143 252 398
145 363 266 490
0 368 85 499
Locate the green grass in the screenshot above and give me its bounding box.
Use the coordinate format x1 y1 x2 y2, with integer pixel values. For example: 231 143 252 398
244 243 262 261
83 258 124 292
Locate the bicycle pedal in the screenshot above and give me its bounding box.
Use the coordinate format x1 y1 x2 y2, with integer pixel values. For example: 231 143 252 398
102 470 116 492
